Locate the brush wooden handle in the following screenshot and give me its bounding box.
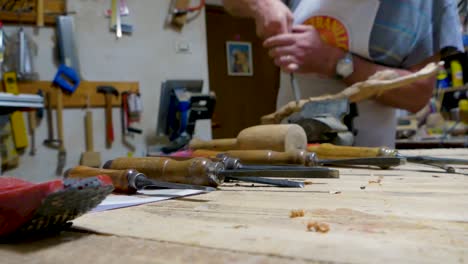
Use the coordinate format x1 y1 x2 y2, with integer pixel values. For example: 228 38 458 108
104 157 224 187
66 166 135 194
307 143 396 159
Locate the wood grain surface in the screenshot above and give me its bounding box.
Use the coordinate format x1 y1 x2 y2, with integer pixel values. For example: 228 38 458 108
1 148 468 264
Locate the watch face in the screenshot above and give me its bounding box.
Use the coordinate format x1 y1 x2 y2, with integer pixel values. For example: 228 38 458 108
337 54 354 78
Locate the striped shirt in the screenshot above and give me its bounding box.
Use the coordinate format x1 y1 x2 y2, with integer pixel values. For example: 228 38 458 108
286 0 463 68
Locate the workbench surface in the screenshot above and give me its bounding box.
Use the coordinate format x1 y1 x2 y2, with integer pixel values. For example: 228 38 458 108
1 149 468 264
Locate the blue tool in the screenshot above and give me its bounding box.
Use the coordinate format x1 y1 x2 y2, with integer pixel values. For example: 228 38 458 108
53 64 80 93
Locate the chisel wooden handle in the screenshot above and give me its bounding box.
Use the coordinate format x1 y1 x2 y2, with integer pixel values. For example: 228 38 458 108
104 157 224 187
189 138 237 151
66 166 136 194
307 143 396 159
193 149 316 166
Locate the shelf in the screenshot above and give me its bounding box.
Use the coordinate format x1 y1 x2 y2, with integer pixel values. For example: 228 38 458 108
16 80 139 108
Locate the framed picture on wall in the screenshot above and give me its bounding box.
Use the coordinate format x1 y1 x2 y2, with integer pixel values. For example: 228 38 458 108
226 41 253 76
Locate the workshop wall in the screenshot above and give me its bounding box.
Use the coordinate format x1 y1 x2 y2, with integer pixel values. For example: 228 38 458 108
4 0 211 182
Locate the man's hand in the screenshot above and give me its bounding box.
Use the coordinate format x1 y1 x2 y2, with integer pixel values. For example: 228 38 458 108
263 25 344 75
223 0 293 38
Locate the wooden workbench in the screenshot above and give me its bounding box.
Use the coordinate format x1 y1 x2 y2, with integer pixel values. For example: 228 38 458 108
1 149 468 263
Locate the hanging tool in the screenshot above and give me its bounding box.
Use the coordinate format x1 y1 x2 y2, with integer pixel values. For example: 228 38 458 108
170 0 206 29
52 66 80 176
3 72 28 149
109 0 133 35
43 91 60 149
0 176 113 238
0 115 19 172
189 124 307 152
80 95 101 168
27 110 36 156
36 0 44 27
97 86 119 149
17 27 38 81
103 157 339 187
65 166 216 193
55 87 66 176
112 0 122 38
56 16 81 77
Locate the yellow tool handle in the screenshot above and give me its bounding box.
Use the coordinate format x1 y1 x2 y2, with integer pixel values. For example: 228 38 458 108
189 138 238 151
67 166 135 194
192 149 316 166
307 143 396 159
104 157 223 187
36 0 44 26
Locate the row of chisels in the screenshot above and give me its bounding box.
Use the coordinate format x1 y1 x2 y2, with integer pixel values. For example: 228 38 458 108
63 148 408 192
64 144 468 193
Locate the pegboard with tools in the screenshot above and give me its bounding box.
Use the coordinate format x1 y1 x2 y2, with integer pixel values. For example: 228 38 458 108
16 80 139 108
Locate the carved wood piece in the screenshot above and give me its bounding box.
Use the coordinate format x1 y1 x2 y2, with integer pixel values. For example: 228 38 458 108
261 62 442 124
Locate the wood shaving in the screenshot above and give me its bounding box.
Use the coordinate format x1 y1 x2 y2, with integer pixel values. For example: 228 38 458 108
304 181 314 185
290 209 305 218
307 221 330 233
329 191 341 194
368 175 384 185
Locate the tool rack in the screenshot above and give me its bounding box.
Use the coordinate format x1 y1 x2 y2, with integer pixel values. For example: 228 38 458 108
17 80 139 108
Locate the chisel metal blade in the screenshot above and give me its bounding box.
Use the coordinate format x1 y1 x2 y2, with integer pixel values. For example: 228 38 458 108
220 167 339 179
136 177 216 192
405 156 468 166
318 156 406 168
227 176 304 188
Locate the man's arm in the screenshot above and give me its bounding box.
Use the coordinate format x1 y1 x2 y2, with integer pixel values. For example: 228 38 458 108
264 25 438 113
340 52 438 113
222 0 293 38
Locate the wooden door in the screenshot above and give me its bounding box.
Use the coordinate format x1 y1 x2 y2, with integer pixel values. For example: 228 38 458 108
205 5 280 139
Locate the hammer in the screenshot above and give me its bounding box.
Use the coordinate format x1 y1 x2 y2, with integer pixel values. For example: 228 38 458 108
97 86 119 148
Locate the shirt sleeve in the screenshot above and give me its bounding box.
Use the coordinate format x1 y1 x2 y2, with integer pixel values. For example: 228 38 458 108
403 0 463 68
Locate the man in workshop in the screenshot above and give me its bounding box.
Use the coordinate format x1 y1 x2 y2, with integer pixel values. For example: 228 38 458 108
222 0 464 147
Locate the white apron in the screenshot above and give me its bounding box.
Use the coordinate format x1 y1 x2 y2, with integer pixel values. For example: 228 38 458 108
278 0 397 147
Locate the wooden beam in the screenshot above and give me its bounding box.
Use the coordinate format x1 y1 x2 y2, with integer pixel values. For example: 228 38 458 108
15 81 139 108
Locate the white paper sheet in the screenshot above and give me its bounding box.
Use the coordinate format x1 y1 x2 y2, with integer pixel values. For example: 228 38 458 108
92 189 206 212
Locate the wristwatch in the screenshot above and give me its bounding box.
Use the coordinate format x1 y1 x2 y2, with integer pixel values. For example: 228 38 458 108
336 52 354 79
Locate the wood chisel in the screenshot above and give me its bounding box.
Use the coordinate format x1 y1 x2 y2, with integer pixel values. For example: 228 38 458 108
103 157 340 187
65 166 216 193
308 143 468 166
193 149 405 169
